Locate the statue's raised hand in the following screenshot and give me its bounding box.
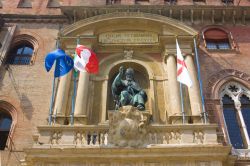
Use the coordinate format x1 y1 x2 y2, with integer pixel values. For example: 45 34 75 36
119 66 125 76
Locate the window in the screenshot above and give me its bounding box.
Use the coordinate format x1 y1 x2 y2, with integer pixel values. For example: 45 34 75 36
193 0 205 2
221 82 250 149
47 0 60 8
106 0 121 5
7 42 34 65
0 111 12 150
135 0 150 5
222 0 234 5
17 0 32 8
193 0 206 4
203 28 232 50
165 0 177 5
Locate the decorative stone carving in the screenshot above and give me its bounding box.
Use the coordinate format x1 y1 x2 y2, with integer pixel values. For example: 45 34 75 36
124 50 133 59
194 130 204 144
74 131 82 145
108 106 151 147
50 131 62 145
220 82 250 110
169 131 181 144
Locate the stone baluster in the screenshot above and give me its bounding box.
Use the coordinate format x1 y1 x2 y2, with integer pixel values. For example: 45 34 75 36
100 133 105 145
53 71 72 124
165 52 182 124
184 54 202 123
82 132 87 145
74 45 92 125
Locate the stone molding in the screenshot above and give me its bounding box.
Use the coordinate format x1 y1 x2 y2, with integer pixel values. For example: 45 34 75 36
61 5 250 25
2 14 68 24
205 69 250 100
24 145 231 166
60 12 197 36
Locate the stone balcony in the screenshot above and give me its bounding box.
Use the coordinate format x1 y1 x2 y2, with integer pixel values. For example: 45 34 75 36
33 123 220 148
24 107 231 166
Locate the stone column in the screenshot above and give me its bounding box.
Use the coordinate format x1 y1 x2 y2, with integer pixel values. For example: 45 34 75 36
74 72 90 124
53 72 72 124
185 54 202 123
235 101 250 148
100 79 108 124
73 45 92 125
165 53 182 124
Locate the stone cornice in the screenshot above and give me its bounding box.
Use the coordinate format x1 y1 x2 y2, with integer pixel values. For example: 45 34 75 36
1 5 250 25
61 5 250 25
24 145 231 160
36 123 218 131
1 14 68 24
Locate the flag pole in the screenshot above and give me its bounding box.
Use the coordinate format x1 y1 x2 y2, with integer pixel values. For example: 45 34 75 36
49 77 56 125
193 36 207 124
48 38 60 125
179 82 185 124
176 37 186 124
70 37 80 125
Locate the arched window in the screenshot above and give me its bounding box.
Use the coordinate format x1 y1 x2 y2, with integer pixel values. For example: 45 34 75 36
203 28 231 50
220 82 250 149
241 95 250 137
7 41 34 65
0 110 12 150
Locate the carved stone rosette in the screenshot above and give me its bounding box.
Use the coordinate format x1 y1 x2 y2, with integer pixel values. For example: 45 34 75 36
108 106 151 147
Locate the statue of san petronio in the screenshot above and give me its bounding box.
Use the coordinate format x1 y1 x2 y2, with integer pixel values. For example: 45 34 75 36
111 66 147 110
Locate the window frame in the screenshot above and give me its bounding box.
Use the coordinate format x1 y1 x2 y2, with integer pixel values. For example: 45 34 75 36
0 101 17 151
221 0 234 5
202 27 236 51
164 0 177 5
17 0 32 8
7 42 34 65
47 0 60 8
220 82 250 150
0 110 12 150
7 34 39 65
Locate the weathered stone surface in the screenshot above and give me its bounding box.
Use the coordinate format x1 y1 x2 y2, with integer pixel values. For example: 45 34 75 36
108 106 150 147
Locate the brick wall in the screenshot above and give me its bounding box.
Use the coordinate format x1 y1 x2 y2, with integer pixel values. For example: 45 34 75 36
0 23 59 165
0 0 250 165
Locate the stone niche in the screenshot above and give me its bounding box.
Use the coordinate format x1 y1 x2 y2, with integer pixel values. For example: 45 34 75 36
106 62 150 112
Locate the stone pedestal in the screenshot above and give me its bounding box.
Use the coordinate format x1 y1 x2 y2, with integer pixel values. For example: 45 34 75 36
108 106 151 147
73 115 88 125
53 115 66 125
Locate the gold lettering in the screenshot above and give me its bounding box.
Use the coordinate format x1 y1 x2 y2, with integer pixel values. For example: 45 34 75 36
99 31 158 44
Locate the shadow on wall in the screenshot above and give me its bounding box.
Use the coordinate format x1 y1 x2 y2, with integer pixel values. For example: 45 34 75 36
1 65 34 120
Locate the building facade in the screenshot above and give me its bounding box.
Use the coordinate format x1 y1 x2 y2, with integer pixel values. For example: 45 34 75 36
0 0 250 165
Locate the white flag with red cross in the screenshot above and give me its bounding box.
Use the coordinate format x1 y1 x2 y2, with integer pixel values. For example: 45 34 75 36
176 39 192 88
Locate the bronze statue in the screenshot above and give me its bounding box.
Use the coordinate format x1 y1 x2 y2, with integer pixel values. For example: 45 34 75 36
111 66 147 110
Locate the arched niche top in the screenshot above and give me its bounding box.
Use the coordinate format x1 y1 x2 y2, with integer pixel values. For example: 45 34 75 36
61 12 197 37
109 61 149 79
100 58 154 80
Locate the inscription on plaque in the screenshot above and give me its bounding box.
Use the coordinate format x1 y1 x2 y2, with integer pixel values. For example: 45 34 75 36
99 31 159 44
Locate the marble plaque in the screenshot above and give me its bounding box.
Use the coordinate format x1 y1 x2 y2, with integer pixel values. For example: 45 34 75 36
99 31 159 44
